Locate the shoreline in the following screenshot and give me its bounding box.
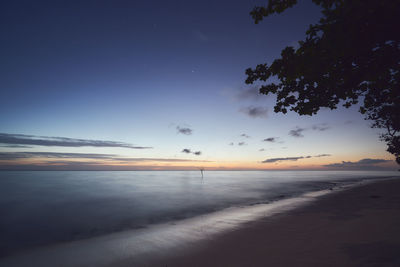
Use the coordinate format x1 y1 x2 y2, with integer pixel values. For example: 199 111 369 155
0 184 335 267
1 177 399 266
150 177 400 267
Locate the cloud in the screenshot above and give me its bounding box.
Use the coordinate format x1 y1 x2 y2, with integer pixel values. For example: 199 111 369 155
312 123 330 131
259 148 265 151
0 144 32 148
288 127 306 137
240 134 250 138
0 133 152 149
181 148 202 156
0 152 210 162
42 160 103 166
236 86 264 101
0 152 115 160
222 86 265 102
263 137 284 144
263 137 276 142
357 158 388 164
112 157 209 162
239 106 268 118
324 158 391 170
229 141 249 146
0 163 212 171
262 156 306 163
288 123 330 138
261 154 331 163
176 126 193 135
315 154 331 157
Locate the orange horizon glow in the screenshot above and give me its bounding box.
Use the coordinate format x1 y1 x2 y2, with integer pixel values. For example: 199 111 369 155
0 155 397 171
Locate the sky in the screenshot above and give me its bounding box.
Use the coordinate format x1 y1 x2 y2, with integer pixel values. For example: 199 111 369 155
0 0 397 171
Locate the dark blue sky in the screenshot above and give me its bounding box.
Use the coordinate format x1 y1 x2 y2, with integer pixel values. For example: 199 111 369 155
0 0 394 170
1 0 321 103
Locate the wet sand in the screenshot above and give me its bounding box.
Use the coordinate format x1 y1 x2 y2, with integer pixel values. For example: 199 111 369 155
152 178 400 267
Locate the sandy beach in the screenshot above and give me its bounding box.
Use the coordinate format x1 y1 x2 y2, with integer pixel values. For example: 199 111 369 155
149 178 400 267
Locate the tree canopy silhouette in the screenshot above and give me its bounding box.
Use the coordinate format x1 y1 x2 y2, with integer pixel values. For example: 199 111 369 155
245 0 400 164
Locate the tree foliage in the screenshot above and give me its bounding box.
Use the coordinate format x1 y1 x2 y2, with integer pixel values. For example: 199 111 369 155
246 0 400 164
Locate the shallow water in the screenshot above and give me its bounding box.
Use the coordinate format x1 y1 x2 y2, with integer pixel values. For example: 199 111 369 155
0 170 398 257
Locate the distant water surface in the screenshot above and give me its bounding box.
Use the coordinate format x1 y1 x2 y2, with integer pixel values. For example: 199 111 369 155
0 170 398 257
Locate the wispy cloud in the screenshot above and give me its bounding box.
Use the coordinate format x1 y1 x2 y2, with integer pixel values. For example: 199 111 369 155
312 123 330 131
176 126 193 135
41 160 103 166
229 141 248 146
315 154 331 157
262 137 284 144
0 133 152 149
0 152 115 160
261 154 331 163
112 157 209 162
239 106 268 118
262 156 306 163
240 133 250 138
323 158 391 170
0 163 211 171
222 86 265 102
236 86 264 101
288 123 331 138
0 144 32 148
0 152 210 162
181 148 202 156
288 127 306 137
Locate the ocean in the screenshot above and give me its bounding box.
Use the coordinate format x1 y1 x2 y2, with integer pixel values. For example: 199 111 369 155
0 170 399 265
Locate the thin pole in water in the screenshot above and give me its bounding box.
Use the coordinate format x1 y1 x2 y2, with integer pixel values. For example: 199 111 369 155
199 167 204 178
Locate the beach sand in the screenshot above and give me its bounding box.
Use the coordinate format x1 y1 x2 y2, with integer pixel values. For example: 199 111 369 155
149 178 400 267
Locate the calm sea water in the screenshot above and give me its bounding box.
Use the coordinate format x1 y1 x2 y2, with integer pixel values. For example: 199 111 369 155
0 170 398 257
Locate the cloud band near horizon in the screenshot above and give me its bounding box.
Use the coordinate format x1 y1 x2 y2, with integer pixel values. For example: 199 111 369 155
0 133 152 149
0 152 211 162
323 158 391 169
262 154 331 163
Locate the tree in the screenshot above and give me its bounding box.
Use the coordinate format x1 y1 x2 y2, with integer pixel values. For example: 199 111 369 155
245 0 400 164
